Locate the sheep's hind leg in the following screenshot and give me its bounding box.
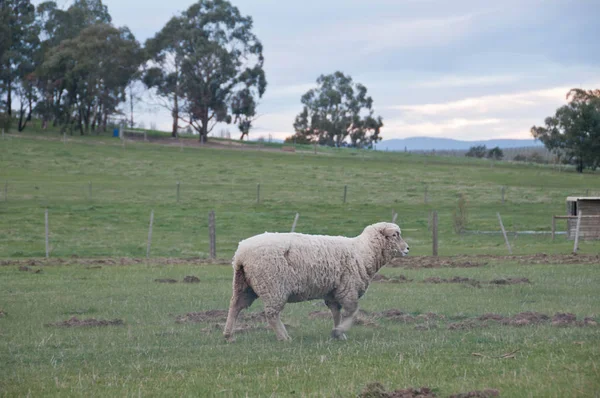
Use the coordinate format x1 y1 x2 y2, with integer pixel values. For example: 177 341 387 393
223 288 257 342
331 299 358 340
325 299 342 328
264 304 290 341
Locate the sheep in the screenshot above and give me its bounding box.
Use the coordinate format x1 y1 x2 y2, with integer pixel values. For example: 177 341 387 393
223 222 410 341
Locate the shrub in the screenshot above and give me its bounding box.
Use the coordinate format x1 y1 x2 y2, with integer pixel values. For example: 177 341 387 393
452 194 469 234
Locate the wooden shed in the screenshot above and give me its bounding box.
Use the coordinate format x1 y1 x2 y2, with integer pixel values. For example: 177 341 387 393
565 197 600 240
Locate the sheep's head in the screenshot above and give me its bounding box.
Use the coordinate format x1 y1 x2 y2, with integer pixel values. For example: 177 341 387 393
370 222 410 257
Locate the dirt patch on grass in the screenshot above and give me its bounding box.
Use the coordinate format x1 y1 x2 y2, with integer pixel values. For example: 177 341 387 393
1 257 230 267
388 254 600 268
446 312 597 330
423 276 480 287
489 277 530 285
3 253 597 268
0 310 6 317
308 309 379 327
155 275 200 283
18 265 42 273
175 310 266 324
359 382 436 397
373 274 413 283
46 316 124 327
449 389 499 398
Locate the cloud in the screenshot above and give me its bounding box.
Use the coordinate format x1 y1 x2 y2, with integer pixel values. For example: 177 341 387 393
264 83 315 99
412 74 521 89
386 86 572 115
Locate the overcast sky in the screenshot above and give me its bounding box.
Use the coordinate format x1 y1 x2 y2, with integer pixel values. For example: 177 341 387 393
42 0 600 141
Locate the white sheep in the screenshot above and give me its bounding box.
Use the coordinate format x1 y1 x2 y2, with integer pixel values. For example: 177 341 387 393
223 222 410 341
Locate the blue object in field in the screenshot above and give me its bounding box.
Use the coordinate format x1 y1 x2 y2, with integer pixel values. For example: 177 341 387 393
113 128 119 137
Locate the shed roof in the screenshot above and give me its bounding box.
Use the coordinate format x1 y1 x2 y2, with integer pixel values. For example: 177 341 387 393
566 197 600 202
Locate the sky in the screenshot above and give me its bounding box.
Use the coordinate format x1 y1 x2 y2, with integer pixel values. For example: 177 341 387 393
41 0 600 141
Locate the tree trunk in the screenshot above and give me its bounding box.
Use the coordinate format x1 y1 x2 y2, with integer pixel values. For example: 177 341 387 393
78 107 84 135
129 86 135 128
18 103 28 132
172 95 178 137
199 108 209 143
6 76 12 116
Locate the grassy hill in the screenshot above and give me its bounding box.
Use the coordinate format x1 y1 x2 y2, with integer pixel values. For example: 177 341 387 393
1 130 599 259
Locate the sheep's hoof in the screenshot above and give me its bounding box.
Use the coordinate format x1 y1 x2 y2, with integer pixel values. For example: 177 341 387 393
224 334 236 343
331 329 347 340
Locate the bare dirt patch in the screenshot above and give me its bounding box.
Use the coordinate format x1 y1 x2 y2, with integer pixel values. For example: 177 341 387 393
183 275 200 283
308 309 379 327
446 312 597 330
388 254 600 268
3 253 597 269
46 316 124 327
423 276 480 287
18 265 42 273
1 257 230 268
155 278 178 283
449 389 499 398
489 277 530 285
373 274 413 283
175 310 266 324
359 382 436 398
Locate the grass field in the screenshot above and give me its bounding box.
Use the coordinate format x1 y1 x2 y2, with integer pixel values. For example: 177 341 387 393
1 130 599 397
1 260 599 397
1 131 599 259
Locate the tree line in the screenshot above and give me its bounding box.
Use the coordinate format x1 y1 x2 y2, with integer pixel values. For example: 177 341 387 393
0 0 383 147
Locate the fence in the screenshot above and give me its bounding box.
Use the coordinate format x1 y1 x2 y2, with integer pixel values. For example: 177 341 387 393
2 179 597 259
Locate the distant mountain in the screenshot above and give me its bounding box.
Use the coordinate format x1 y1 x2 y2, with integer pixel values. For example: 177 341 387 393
376 137 544 151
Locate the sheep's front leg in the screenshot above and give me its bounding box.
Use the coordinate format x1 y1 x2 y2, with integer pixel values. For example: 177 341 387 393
331 296 358 340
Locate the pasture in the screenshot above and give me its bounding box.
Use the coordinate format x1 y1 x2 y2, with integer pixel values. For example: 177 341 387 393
1 132 599 397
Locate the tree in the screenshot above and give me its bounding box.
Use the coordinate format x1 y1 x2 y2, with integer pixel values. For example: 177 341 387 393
0 0 38 117
291 71 383 148
144 0 266 142
37 23 142 134
33 0 116 131
531 89 600 172
465 145 487 158
487 146 503 160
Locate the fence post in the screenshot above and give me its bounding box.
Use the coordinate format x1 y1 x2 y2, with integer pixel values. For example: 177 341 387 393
291 213 299 232
45 208 49 259
146 210 154 258
392 211 398 224
497 212 512 255
343 185 347 203
573 211 583 254
209 210 216 259
551 216 556 241
176 181 180 203
501 186 505 204
432 211 438 256
256 183 260 204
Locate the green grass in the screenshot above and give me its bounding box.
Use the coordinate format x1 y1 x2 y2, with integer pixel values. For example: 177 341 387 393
0 261 598 397
1 131 599 259
1 130 599 396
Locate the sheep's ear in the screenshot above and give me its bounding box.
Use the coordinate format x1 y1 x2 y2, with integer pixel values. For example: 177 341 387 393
381 226 398 237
